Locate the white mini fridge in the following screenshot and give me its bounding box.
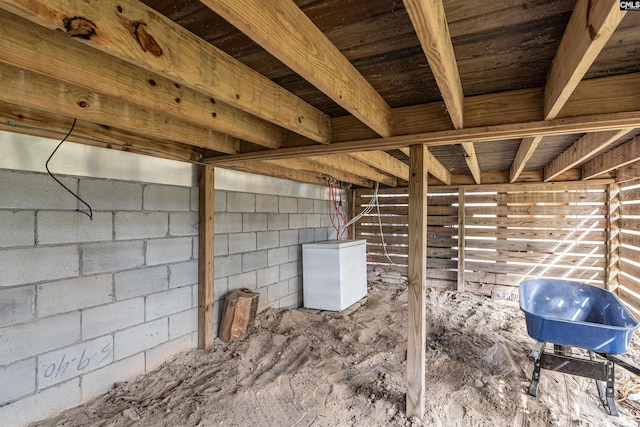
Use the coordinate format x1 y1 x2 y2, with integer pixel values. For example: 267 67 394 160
302 239 367 311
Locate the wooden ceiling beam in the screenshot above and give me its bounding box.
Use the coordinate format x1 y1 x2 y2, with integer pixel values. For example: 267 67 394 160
310 155 397 187
544 0 626 120
0 101 202 162
403 0 463 130
400 148 451 185
227 162 327 187
207 110 640 165
0 10 281 149
510 136 543 183
349 152 409 181
201 0 392 137
545 129 635 182
0 0 331 143
583 136 640 180
461 142 481 184
263 159 374 188
0 63 239 155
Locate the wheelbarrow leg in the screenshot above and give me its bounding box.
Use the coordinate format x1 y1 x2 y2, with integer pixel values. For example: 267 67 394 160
528 343 544 397
590 351 619 416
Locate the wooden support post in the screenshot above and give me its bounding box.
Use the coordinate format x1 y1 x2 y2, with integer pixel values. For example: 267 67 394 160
198 166 215 350
407 144 428 419
457 188 465 292
606 184 620 292
349 188 357 240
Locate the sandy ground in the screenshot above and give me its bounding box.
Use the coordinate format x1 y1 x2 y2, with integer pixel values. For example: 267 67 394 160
32 279 640 427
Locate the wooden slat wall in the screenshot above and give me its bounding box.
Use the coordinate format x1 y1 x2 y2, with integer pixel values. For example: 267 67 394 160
617 182 640 315
354 184 608 294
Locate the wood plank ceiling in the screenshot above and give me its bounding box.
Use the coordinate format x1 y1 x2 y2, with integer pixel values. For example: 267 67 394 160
0 0 639 187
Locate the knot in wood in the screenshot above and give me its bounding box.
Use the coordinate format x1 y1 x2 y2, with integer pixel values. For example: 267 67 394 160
63 17 97 40
132 22 163 57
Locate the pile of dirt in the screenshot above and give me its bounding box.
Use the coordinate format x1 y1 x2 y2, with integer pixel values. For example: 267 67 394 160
32 282 640 426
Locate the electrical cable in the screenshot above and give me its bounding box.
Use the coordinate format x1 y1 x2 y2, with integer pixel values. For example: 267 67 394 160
45 118 93 220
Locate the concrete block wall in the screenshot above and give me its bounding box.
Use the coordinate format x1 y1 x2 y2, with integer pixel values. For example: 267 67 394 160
0 168 334 426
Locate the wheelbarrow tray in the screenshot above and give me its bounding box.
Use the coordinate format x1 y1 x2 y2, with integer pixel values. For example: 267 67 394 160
519 279 638 354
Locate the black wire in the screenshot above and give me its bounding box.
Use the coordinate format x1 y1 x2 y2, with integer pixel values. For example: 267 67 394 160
45 118 93 220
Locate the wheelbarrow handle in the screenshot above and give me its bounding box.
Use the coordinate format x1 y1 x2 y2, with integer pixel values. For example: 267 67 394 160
598 352 640 376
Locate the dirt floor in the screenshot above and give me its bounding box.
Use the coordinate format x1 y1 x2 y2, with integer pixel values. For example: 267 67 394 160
32 277 640 427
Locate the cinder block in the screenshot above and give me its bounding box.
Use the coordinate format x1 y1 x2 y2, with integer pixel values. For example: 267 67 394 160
0 359 35 404
228 271 257 291
38 275 112 317
227 192 256 213
298 229 315 244
82 298 144 340
321 213 334 228
37 335 113 389
298 198 314 214
256 194 278 213
214 254 242 277
327 228 338 240
315 228 329 241
288 276 303 295
228 232 256 254
0 312 80 365
81 353 144 402
256 231 279 250
267 213 288 230
242 213 268 232
114 318 168 360
115 266 168 300
279 197 298 213
279 230 298 246
143 185 190 211
82 241 144 275
314 199 329 214
169 308 197 340
169 261 198 288
268 247 289 267
0 246 78 287
145 286 192 321
214 278 228 301
79 179 142 211
289 214 306 229
114 212 168 240
192 237 198 259
0 286 35 328
145 334 192 372
214 212 242 234
146 237 192 266
214 234 229 256
280 261 301 281
306 214 322 228
267 281 289 302
214 190 227 212
191 187 199 212
192 284 198 307
0 378 81 427
242 250 268 272
279 293 302 309
288 245 302 262
214 300 222 325
0 211 34 248
37 211 112 245
0 170 77 210
256 266 280 288
169 212 199 236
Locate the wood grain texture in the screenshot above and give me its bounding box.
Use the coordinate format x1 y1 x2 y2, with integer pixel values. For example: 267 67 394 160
583 136 640 179
403 0 464 129
545 129 634 181
457 189 465 292
227 162 326 186
0 63 239 154
0 0 331 142
406 144 427 419
510 136 543 182
349 151 409 180
263 158 374 188
0 10 281 149
544 0 626 119
200 0 392 137
198 166 215 350
606 184 621 291
400 148 451 185
461 142 481 184
310 154 397 186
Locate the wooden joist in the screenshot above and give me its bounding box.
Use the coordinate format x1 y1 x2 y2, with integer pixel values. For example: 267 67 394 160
263 158 374 188
461 142 481 184
310 155 397 186
583 136 640 179
510 136 543 183
349 152 409 181
228 162 326 186
400 148 451 185
0 10 282 149
0 0 331 143
198 166 215 350
545 129 634 181
201 0 391 137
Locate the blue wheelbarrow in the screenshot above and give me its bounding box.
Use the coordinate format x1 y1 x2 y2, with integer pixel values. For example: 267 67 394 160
520 279 640 416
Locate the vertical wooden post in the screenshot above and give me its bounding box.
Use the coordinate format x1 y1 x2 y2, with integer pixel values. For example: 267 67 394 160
457 188 465 292
407 144 427 419
349 188 357 240
606 183 620 292
198 166 215 350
